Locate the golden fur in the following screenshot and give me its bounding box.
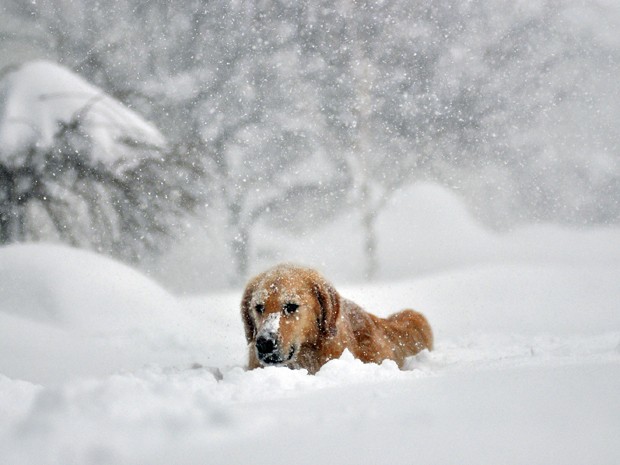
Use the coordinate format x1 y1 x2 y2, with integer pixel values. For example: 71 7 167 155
241 264 433 374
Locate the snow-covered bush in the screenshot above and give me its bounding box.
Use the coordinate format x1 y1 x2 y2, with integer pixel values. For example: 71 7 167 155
0 60 202 261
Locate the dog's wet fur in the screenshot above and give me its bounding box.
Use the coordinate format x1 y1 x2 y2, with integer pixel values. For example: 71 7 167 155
241 264 433 374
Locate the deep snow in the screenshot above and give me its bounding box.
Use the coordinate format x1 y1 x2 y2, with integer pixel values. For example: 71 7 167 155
1 184 619 465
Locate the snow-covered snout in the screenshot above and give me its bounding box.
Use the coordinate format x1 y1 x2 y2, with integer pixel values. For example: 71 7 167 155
254 313 290 365
251 295 319 366
241 266 327 369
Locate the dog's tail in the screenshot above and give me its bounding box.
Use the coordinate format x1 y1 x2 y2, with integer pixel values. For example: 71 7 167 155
388 309 434 352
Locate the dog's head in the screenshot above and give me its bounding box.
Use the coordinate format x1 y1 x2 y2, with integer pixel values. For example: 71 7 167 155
241 264 340 368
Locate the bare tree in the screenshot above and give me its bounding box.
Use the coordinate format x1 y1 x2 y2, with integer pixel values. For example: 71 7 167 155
4 0 619 280
293 0 620 277
294 0 459 278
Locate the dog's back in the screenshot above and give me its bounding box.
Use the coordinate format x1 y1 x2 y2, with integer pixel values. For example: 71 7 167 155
339 301 433 367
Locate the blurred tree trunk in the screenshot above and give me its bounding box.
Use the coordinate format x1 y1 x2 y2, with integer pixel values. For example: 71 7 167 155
228 200 247 284
231 227 249 284
350 8 379 281
359 181 378 280
0 212 13 244
0 170 26 244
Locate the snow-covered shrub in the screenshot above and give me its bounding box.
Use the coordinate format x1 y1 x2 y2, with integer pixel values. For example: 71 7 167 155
0 60 202 261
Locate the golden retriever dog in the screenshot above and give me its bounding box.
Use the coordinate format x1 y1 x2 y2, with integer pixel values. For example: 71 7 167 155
241 264 433 374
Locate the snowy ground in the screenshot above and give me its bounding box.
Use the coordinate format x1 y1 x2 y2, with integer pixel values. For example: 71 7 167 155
1 186 619 464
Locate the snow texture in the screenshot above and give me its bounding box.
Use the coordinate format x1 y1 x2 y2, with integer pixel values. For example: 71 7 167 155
0 187 619 465
258 313 281 337
0 60 165 166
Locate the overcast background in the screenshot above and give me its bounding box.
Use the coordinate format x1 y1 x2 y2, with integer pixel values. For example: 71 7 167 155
1 0 619 291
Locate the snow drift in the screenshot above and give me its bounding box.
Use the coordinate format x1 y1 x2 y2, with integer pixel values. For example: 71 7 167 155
0 184 619 465
0 244 210 383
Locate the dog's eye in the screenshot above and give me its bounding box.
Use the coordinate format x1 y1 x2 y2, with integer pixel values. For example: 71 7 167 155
283 302 299 315
255 304 265 314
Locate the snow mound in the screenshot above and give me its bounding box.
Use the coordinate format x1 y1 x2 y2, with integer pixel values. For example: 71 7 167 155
0 60 165 166
0 233 619 464
163 181 620 293
0 244 209 383
377 182 620 278
377 183 500 277
0 243 176 327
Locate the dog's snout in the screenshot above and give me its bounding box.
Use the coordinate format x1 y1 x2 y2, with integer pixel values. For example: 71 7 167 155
256 335 277 355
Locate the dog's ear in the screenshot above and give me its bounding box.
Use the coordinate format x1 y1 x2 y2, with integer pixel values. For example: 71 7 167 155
241 277 258 343
313 278 340 337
